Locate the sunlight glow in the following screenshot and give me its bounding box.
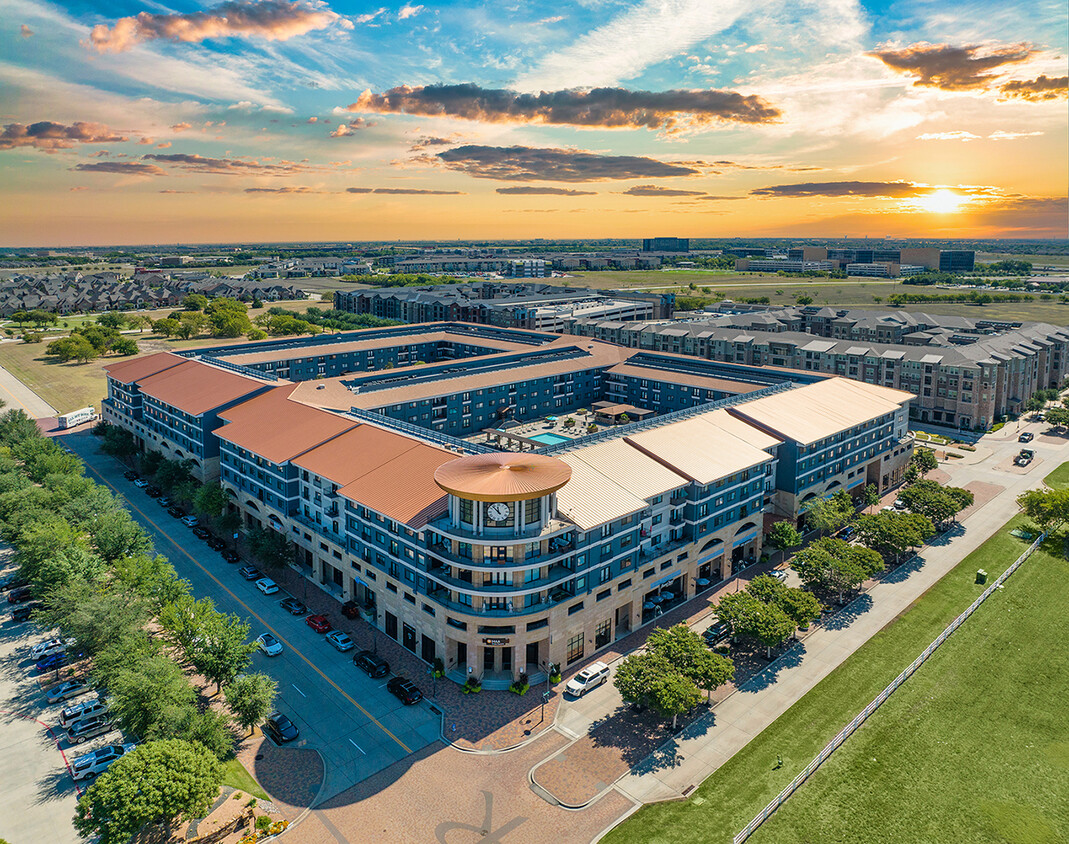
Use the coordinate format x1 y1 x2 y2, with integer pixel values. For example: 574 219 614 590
916 189 966 214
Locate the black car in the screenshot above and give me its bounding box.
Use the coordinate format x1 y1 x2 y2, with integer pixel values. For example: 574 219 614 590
1018 432 1034 443
239 566 262 581
167 505 183 518
703 620 730 647
8 586 33 604
0 574 28 593
262 712 299 744
207 536 226 551
352 650 389 678
386 677 423 705
123 470 139 481
279 597 307 615
192 526 210 540
12 601 42 622
221 549 240 564
145 486 163 498
341 600 360 620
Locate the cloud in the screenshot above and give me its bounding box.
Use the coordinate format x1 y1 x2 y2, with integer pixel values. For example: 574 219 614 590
429 145 702 182
159 189 194 193
397 4 423 20
0 121 127 152
20 24 34 38
916 131 981 141
74 161 167 176
696 195 745 200
143 152 311 175
495 186 596 196
536 15 564 24
170 122 193 132
346 83 779 131
69 186 89 191
86 0 348 54
409 135 456 150
156 141 172 148
867 42 1035 91
998 75 1068 101
355 7 386 23
329 124 353 137
245 185 322 193
137 137 154 145
619 184 707 196
987 130 1044 141
751 181 929 198
345 187 464 195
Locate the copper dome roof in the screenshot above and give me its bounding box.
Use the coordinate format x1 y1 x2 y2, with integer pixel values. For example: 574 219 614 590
434 452 572 502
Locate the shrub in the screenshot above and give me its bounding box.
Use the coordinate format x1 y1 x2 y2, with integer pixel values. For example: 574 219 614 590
256 815 272 832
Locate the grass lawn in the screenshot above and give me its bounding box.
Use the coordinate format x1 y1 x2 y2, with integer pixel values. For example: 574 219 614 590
1044 462 1069 490
219 757 270 801
604 510 1069 844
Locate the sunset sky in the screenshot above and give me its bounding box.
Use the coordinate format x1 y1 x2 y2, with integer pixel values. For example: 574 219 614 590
1 0 1066 245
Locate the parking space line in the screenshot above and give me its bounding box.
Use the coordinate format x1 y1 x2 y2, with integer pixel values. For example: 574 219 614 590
79 458 413 755
291 684 306 698
348 738 365 754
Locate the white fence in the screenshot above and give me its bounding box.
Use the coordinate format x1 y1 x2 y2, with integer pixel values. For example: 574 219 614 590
733 532 1046 844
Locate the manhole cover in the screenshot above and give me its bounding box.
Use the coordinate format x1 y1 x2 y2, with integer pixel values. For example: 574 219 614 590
255 754 264 760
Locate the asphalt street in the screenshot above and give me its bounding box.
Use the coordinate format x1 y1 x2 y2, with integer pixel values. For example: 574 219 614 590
63 432 441 802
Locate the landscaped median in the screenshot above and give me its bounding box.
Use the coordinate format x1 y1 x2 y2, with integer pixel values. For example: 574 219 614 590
601 508 1069 844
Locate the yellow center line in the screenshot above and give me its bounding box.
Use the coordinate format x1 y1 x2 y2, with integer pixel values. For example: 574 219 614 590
81 458 412 755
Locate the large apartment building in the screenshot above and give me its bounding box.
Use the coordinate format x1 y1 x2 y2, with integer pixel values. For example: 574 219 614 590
103 324 912 687
566 306 1069 430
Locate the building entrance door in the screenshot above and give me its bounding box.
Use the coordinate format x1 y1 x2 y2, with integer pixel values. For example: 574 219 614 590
526 641 540 671
501 647 513 673
421 634 435 664
483 647 495 672
456 641 467 670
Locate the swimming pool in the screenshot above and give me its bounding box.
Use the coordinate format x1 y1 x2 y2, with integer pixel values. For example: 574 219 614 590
529 432 571 445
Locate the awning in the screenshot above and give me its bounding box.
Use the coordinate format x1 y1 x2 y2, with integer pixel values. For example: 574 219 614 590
697 547 724 565
847 477 865 489
651 570 681 588
733 531 758 548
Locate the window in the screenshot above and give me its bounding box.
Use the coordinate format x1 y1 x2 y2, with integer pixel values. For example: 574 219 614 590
643 568 655 579
598 567 611 584
568 601 585 615
404 592 416 605
566 632 585 664
596 589 610 602
617 578 632 590
527 618 548 631
386 582 398 593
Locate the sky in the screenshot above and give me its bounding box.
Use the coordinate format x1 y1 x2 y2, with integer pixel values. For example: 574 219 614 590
0 0 1066 245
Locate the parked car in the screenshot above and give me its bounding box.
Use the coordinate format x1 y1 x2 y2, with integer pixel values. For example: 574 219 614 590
181 515 200 527
157 495 172 507
36 652 71 672
386 677 423 705
145 486 162 498
770 569 788 583
167 505 184 518
565 661 610 697
0 573 28 593
46 678 89 704
305 614 331 633
279 597 307 616
123 470 139 481
8 586 33 604
703 620 730 647
59 697 108 728
325 631 355 652
256 633 283 657
70 743 136 781
133 478 149 488
67 716 114 744
221 549 239 564
1018 432 1034 443
262 712 299 744
839 524 856 540
893 498 908 510
207 536 226 551
255 578 279 596
238 566 262 581
31 637 75 660
352 650 389 678
192 526 210 540
341 600 360 620
11 601 42 623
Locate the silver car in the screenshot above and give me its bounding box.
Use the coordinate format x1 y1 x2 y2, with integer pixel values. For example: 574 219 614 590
46 678 89 704
70 743 136 780
67 716 114 744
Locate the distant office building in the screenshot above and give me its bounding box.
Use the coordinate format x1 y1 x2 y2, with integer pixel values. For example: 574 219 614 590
505 259 547 278
845 263 925 278
939 251 976 272
642 237 689 252
735 259 835 273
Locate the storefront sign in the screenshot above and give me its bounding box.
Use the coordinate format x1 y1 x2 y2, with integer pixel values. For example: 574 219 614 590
482 637 510 646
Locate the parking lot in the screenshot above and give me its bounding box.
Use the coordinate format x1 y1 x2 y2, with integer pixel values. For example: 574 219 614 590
63 433 442 802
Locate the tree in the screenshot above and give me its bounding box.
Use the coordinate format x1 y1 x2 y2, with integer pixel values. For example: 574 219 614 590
247 526 292 570
614 651 701 730
90 506 152 562
99 424 137 462
802 489 855 535
898 479 973 529
193 483 230 526
175 312 208 339
109 655 196 738
46 335 98 363
112 552 190 612
225 673 278 736
153 317 180 337
96 312 127 330
748 601 796 658
861 483 881 513
155 458 194 492
182 293 209 311
1044 406 1069 427
158 594 218 657
190 610 256 694
766 521 802 556
745 574 824 637
645 624 734 703
1016 488 1069 532
39 582 150 659
910 448 938 478
111 337 139 356
853 511 935 562
74 739 221 844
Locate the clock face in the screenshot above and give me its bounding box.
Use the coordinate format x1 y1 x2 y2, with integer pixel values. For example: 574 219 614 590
487 502 511 522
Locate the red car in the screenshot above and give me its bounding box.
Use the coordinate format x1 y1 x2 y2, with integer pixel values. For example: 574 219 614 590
305 614 332 633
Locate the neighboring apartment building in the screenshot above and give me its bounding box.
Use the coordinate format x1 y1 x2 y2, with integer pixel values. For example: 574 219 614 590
566 307 1069 429
103 324 912 686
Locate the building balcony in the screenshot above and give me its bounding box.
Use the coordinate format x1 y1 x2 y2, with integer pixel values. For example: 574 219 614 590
425 517 576 547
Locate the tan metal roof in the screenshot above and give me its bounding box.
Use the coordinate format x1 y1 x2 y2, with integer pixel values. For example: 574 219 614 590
606 363 765 395
699 408 783 451
624 415 774 484
215 386 357 464
566 439 687 500
434 453 572 502
135 359 272 416
103 351 185 384
556 456 649 530
728 378 911 446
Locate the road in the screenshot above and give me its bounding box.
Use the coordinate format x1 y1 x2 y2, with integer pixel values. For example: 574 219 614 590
64 432 441 804
0 361 56 418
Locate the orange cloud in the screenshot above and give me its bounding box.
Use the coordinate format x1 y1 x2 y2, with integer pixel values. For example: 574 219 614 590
0 121 127 152
20 24 34 38
868 42 1034 91
428 145 701 182
999 75 1068 101
74 161 167 176
87 0 348 54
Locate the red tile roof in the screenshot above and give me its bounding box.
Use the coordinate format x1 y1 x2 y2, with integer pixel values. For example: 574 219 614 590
135 359 272 416
103 352 185 384
215 386 357 464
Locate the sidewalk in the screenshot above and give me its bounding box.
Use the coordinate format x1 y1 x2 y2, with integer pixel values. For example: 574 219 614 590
611 449 1052 805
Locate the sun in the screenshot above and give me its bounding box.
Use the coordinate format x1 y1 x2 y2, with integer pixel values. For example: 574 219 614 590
916 188 966 214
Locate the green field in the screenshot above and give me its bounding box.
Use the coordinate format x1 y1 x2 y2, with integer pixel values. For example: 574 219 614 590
604 509 1069 844
1045 462 1069 490
219 758 270 801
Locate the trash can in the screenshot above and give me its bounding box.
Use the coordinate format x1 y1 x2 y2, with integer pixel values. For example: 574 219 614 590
975 569 987 584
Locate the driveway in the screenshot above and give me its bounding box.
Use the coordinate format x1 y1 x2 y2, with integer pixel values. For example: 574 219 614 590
64 433 441 804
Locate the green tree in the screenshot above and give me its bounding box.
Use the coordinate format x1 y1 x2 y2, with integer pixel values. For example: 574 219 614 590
90 506 152 562
909 448 938 478
46 335 98 362
853 511 935 562
74 739 221 844
1016 488 1069 532
224 673 278 736
861 483 881 513
39 582 150 658
158 594 218 658
1044 406 1069 427
247 526 292 570
193 483 230 526
645 624 735 703
766 521 802 556
111 337 139 356
614 651 702 730
175 312 208 339
96 312 127 329
153 317 180 337
109 655 196 738
190 610 256 694
803 489 855 535
155 458 194 492
182 293 209 311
